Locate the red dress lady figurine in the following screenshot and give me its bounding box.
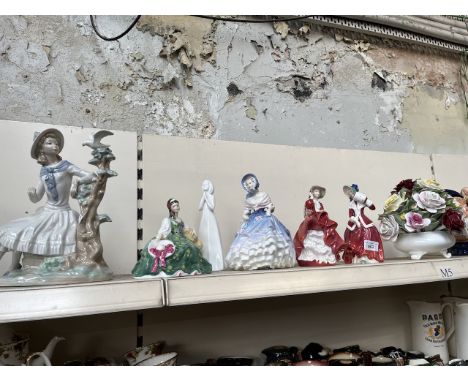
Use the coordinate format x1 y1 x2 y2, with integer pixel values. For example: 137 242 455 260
294 186 345 266
342 184 384 264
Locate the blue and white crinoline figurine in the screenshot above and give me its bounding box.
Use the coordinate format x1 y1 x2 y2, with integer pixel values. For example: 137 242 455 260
225 173 297 271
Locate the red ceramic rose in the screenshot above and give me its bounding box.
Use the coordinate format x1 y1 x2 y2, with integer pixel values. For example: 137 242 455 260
442 209 465 231
392 179 415 194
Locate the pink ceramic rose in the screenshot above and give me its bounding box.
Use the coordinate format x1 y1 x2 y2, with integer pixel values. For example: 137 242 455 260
412 191 446 213
404 212 431 232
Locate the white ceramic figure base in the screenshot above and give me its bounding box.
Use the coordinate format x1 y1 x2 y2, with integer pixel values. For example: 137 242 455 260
351 256 379 265
394 231 455 260
133 270 201 279
0 253 113 286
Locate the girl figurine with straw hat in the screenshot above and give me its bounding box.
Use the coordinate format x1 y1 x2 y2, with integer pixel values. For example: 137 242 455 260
294 185 345 266
0 128 94 272
342 184 384 264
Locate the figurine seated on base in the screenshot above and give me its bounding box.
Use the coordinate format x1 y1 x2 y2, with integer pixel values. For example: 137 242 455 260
0 128 117 285
132 198 212 277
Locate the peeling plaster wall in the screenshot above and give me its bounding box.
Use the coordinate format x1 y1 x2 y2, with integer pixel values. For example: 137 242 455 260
0 15 467 154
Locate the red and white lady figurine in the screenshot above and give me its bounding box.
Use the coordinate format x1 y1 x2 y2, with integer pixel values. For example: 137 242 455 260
342 184 384 264
294 186 345 266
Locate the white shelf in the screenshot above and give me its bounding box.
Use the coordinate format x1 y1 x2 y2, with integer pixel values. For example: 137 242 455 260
2 258 467 322
0 275 164 323
165 257 468 306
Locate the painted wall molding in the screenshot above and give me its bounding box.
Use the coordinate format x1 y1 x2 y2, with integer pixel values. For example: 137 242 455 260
306 15 468 53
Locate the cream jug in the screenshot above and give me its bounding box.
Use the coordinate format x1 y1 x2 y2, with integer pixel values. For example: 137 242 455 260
444 299 468 360
406 300 453 364
440 296 465 357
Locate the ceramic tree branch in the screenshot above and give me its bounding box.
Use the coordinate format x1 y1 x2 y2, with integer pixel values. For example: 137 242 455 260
70 130 117 276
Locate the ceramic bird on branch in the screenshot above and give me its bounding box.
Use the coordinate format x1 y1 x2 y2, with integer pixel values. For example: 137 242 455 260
70 130 117 276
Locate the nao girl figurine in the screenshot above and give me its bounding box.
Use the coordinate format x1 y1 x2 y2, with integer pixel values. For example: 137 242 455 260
132 198 212 277
293 186 345 266
342 184 384 264
225 173 296 270
0 129 94 272
198 180 224 271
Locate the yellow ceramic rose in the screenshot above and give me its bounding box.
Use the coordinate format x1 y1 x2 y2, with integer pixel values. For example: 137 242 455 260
417 178 443 190
384 194 406 213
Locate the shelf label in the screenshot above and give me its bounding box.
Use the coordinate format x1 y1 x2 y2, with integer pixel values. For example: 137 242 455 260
439 267 454 279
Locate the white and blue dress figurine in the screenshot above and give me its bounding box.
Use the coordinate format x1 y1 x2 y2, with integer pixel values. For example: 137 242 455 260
0 128 93 273
225 173 296 270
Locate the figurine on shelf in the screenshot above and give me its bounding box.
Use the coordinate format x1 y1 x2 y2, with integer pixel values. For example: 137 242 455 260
198 180 224 271
224 173 296 271
132 198 212 277
0 129 95 273
0 128 117 285
342 184 384 264
293 186 345 266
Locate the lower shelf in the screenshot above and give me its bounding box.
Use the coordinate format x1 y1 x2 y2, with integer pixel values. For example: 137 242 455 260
0 275 164 323
165 257 468 306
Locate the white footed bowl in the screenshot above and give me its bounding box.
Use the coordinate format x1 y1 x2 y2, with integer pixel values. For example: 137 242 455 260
394 231 455 260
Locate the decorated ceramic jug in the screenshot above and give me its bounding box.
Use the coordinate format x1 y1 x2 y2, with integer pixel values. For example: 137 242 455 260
406 300 453 364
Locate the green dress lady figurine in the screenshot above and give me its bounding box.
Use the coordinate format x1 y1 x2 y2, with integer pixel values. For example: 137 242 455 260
132 198 212 277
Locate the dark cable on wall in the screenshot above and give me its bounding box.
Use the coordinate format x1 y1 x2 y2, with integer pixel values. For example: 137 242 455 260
89 15 313 42
90 15 141 41
193 15 313 23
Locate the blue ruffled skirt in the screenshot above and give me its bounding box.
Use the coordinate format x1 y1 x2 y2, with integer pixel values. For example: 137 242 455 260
225 210 296 270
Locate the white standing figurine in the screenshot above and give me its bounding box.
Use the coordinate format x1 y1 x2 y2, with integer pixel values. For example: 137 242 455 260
198 180 224 271
0 129 94 273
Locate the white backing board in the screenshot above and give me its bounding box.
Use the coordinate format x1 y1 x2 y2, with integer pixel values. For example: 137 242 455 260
142 135 433 262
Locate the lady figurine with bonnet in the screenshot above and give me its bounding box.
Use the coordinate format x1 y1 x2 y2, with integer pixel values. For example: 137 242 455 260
225 173 296 270
342 184 384 264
